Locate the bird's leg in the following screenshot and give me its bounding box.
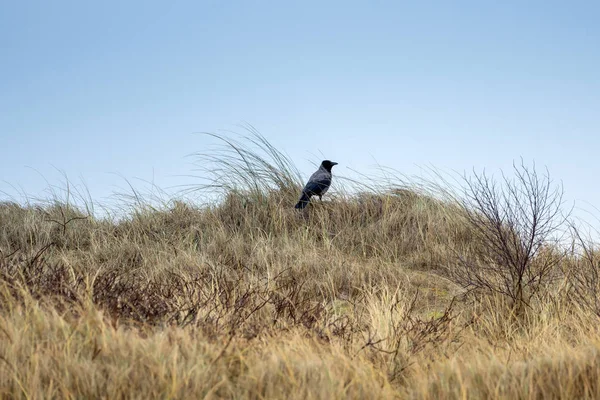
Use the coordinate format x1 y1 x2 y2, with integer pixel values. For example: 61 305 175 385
318 195 323 202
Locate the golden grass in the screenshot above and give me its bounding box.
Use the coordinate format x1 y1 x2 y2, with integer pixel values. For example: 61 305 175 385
0 291 397 399
1 137 599 398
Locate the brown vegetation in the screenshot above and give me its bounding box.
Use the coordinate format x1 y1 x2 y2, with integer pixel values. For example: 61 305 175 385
1 134 598 399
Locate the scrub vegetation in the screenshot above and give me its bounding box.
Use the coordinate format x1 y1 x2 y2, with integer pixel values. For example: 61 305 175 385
1 132 599 399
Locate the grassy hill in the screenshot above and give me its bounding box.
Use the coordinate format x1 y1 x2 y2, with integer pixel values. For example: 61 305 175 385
1 134 599 399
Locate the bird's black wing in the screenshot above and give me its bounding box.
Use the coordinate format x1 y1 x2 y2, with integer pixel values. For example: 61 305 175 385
295 167 333 209
303 176 331 196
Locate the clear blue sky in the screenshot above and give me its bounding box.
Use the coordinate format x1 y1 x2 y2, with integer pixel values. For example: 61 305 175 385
1 1 599 217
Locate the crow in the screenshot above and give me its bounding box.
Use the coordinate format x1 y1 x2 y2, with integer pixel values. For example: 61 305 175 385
295 160 338 209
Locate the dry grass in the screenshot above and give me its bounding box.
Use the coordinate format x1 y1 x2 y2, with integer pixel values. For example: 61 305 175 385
1 133 599 399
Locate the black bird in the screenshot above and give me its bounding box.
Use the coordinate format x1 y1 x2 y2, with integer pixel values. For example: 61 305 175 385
295 160 338 209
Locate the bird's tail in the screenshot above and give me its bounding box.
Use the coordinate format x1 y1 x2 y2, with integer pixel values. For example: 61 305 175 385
295 193 310 209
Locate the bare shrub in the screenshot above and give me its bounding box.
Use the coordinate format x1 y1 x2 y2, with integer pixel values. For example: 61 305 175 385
450 161 569 310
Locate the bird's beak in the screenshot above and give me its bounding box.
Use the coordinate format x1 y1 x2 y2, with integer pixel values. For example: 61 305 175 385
332 162 338 166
